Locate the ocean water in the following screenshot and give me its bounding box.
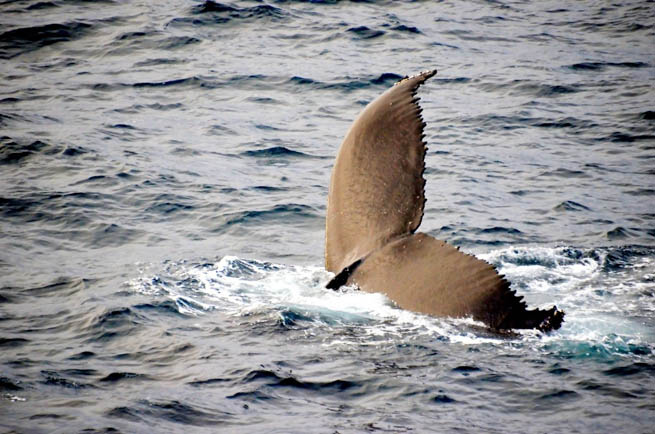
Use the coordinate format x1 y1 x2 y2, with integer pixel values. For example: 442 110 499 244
1 0 654 432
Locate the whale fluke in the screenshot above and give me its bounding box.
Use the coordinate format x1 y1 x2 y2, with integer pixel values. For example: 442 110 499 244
325 70 564 332
326 70 434 274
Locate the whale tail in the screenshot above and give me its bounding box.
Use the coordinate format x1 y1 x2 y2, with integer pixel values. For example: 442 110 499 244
325 70 564 332
328 232 564 331
519 307 565 333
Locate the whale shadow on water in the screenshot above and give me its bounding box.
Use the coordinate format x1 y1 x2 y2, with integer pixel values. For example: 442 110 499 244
324 70 564 332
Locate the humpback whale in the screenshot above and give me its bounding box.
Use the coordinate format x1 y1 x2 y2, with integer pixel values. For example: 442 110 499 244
325 70 564 332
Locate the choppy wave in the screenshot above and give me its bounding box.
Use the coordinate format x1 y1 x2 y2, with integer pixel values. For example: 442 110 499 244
0 21 92 59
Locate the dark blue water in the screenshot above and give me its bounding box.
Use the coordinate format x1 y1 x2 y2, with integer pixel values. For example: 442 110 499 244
1 1 654 432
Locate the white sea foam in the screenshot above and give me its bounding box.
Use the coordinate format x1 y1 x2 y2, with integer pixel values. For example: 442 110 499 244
129 247 654 356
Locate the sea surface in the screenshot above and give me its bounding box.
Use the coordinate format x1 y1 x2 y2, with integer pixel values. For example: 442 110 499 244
1 0 654 433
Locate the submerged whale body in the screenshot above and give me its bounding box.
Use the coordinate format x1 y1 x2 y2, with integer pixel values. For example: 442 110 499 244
325 70 564 332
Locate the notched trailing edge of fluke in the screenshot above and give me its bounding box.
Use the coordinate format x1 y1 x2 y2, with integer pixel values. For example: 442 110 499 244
324 69 564 332
325 69 437 274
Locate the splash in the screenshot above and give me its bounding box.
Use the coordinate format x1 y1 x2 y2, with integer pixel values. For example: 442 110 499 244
481 246 655 359
129 246 655 359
